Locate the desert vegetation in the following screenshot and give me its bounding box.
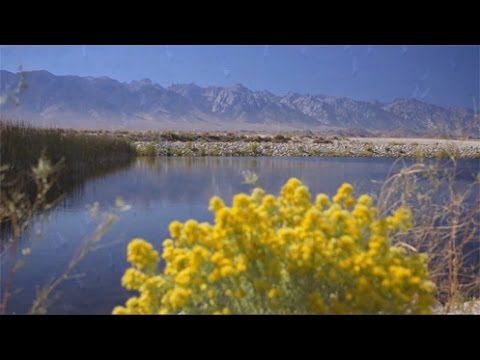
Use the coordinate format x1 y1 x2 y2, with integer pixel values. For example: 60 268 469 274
114 179 437 314
1 122 478 314
0 121 136 206
114 157 479 314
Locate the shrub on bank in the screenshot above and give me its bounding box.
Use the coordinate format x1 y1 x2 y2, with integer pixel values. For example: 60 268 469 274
113 178 436 314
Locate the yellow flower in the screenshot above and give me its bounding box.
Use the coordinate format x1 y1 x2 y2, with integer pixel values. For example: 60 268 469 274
267 288 279 299
112 306 129 315
410 276 421 286
294 185 311 205
333 183 355 208
235 259 247 273
234 289 246 299
115 178 435 315
169 221 183 239
309 293 326 313
208 270 220 283
220 266 235 277
209 196 225 212
261 194 277 209
127 238 159 271
315 193 331 208
175 269 192 286
233 194 251 209
121 268 148 290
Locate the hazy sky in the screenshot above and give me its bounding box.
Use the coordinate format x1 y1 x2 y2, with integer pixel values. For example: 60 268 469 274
1 45 478 109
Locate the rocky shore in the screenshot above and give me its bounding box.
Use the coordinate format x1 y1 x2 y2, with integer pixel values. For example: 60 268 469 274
134 138 480 158
433 300 480 315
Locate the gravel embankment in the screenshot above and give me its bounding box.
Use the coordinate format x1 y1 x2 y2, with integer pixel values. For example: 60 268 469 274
134 138 480 158
432 300 480 315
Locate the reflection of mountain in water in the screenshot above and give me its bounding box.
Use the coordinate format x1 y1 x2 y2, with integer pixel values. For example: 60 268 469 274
65 157 479 213
76 157 390 209
3 156 478 314
0 157 135 245
57 158 136 208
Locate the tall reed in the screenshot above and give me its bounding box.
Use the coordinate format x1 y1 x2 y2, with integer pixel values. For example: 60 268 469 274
0 120 136 238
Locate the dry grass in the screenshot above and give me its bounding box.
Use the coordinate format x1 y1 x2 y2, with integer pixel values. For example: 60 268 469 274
375 156 479 310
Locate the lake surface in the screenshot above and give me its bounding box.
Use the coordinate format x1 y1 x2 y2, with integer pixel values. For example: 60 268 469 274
1 156 479 314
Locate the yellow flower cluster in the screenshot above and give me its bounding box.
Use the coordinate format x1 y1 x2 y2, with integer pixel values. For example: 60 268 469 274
113 178 435 314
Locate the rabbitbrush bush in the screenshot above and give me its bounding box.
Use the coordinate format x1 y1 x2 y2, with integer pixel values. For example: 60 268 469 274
113 178 436 314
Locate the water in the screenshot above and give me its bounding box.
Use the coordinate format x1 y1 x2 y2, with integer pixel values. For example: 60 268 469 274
1 156 479 314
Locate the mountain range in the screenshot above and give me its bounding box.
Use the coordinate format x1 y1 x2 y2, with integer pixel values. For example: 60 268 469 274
1 70 478 137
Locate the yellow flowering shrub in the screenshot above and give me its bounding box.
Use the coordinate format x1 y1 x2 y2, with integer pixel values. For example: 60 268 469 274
113 178 436 314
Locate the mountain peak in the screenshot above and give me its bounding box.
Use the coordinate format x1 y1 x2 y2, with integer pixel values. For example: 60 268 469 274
169 82 200 90
255 89 275 97
130 78 154 86
0 69 16 76
391 97 423 104
25 69 53 75
0 70 475 137
229 83 249 91
285 91 302 99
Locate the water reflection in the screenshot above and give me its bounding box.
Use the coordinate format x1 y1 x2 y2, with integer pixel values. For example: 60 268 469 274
1 156 135 244
1 156 478 314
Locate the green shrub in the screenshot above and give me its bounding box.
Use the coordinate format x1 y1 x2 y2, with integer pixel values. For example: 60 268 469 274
138 143 157 156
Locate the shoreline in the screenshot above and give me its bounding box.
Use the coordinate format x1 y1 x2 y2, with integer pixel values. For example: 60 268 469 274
134 138 480 158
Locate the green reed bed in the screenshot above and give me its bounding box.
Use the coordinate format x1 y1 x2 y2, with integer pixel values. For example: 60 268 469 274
1 121 135 170
0 120 136 209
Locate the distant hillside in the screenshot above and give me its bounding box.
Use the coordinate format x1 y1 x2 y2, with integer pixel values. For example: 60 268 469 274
1 70 478 137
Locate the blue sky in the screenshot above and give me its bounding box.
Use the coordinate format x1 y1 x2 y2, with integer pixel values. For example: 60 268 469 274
1 45 478 109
